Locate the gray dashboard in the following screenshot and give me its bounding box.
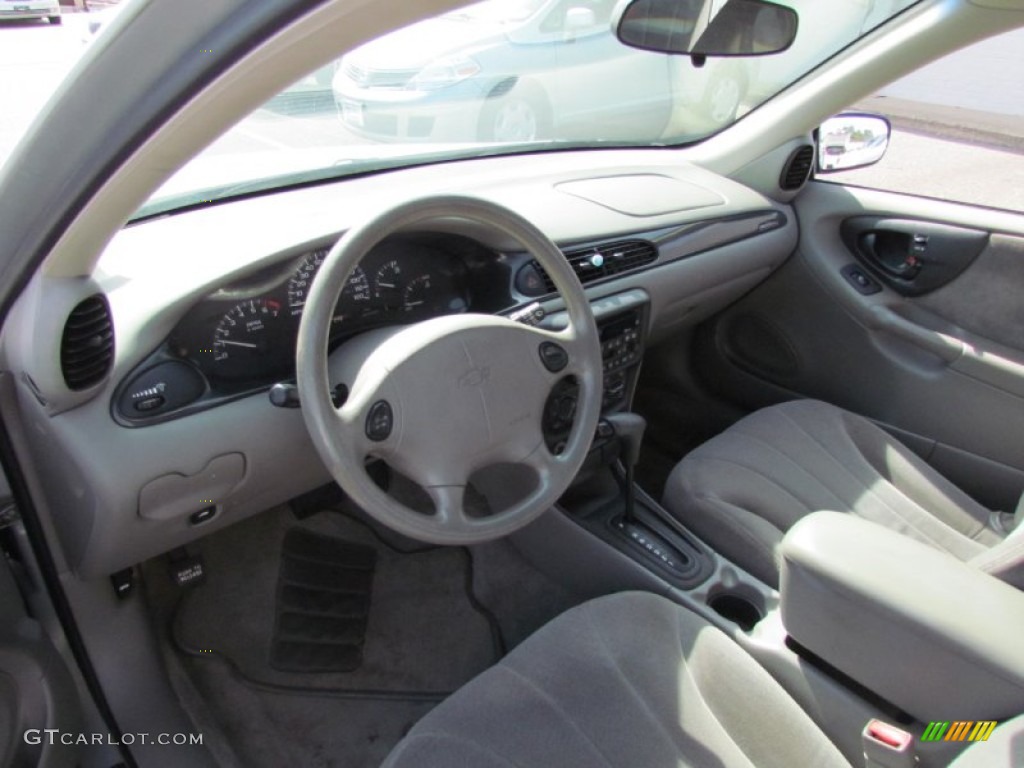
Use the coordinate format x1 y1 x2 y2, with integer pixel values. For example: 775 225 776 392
2 158 797 578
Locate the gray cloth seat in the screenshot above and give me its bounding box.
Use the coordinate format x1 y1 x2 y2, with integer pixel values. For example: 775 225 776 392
663 399 1014 589
383 591 852 768
383 591 1024 768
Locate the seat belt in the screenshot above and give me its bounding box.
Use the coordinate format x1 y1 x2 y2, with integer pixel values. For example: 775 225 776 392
863 720 915 768
990 492 1024 537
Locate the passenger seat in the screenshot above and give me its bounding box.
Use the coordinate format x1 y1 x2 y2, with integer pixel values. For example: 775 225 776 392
663 399 1023 589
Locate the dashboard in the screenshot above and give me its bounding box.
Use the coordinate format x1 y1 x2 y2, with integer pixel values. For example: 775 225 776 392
9 156 800 580
112 207 788 427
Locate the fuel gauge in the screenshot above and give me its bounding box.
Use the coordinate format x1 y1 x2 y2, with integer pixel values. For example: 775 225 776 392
402 273 432 314
374 259 404 309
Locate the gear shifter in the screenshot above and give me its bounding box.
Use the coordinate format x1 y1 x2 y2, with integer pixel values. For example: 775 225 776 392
578 411 710 587
604 411 646 523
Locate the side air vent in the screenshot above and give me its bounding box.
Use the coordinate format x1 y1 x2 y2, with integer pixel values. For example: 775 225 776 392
60 295 114 391
519 240 658 296
780 145 815 191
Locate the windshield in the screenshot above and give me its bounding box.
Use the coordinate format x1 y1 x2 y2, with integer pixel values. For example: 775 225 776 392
451 0 549 21
138 0 919 219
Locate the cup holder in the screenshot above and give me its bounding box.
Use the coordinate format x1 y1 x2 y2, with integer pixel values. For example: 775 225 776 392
707 591 764 632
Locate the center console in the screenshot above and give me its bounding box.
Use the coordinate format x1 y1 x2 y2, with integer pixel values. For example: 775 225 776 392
539 290 649 455
531 290 780 627
538 291 720 590
781 512 1024 722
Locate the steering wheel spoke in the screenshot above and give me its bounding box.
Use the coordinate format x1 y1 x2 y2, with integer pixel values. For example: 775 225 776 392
331 402 378 462
519 443 557 486
424 484 470 528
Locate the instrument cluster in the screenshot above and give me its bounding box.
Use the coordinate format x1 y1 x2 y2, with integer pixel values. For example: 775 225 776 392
168 234 495 386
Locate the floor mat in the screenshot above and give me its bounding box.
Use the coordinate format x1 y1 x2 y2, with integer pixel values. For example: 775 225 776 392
182 652 434 768
149 500 587 767
173 507 499 694
271 528 376 674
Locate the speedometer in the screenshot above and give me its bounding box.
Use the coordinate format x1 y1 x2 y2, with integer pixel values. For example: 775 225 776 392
288 249 370 316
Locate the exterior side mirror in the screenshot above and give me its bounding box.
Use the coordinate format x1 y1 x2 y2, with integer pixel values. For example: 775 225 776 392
566 6 598 31
817 113 891 173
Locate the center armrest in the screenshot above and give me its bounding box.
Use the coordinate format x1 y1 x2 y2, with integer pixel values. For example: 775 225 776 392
779 511 1024 721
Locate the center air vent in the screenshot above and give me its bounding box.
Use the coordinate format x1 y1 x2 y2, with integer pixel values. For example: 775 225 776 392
60 295 114 391
518 240 658 296
780 145 815 191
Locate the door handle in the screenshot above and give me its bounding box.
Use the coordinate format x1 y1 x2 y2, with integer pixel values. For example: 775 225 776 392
859 231 925 280
841 217 987 297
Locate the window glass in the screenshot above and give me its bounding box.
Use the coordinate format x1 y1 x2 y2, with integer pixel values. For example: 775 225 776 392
820 27 1024 213
137 0 919 219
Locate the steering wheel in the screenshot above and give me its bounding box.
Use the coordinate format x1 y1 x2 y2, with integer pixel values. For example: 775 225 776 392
296 196 602 545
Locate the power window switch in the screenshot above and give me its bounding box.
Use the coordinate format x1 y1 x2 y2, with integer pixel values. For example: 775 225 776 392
841 264 882 295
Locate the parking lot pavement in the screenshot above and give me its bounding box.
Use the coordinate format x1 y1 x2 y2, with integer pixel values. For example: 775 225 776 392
823 128 1024 213
858 95 1024 154
203 95 360 156
0 13 92 169
826 94 1024 212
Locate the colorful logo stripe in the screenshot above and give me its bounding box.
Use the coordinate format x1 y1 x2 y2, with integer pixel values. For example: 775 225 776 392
921 721 997 742
922 721 949 742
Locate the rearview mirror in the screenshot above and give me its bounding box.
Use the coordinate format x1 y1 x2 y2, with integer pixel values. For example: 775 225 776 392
817 113 891 173
615 0 798 57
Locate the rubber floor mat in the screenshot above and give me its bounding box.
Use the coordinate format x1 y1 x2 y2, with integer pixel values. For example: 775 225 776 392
270 528 376 673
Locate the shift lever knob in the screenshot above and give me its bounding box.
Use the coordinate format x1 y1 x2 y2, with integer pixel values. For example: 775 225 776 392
604 412 646 468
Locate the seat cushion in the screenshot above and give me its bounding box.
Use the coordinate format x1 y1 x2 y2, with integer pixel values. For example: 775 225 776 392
383 592 851 768
663 399 1001 588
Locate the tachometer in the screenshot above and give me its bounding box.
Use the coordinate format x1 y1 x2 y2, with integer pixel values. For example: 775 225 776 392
212 299 282 361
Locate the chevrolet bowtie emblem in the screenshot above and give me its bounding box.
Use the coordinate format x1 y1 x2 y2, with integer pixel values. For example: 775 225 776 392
458 366 490 388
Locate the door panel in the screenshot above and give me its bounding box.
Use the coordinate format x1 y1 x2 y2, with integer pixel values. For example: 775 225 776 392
0 551 80 768
696 181 1024 511
0 465 81 767
914 233 1024 351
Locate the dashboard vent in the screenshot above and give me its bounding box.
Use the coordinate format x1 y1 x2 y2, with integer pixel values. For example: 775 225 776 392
780 145 815 191
60 295 114 391
524 240 658 295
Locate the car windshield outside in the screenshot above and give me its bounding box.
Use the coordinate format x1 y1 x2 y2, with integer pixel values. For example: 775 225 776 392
137 0 920 219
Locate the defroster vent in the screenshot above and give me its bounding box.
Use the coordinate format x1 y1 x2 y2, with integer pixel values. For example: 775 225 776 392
780 145 815 191
518 240 658 296
60 295 114 390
